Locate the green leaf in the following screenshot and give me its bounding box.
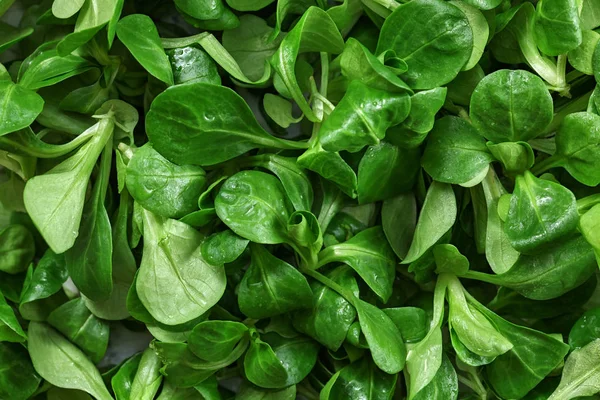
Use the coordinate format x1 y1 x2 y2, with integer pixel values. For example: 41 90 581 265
323 357 397 400
19 250 68 321
569 308 600 350
450 1 489 71
117 14 174 86
238 154 313 212
0 23 34 54
83 188 136 321
23 116 113 254
534 0 582 56
504 171 578 253
153 338 248 387
0 291 26 342
175 0 225 19
341 38 412 93
244 337 289 389
297 143 358 198
57 0 119 56
469 69 553 143
0 81 44 137
318 227 396 302
126 143 207 219
262 332 320 387
568 30 600 75
581 203 600 265
188 320 248 361
47 298 109 363
294 266 359 351
136 209 226 325
413 354 458 400
215 170 293 244
384 307 428 343
201 230 248 265
552 112 600 186
387 87 447 149
166 46 221 86
0 342 40 400
65 141 113 301
146 83 306 166
28 322 113 400
130 348 163 400
358 142 419 204
377 0 473 89
238 244 312 319
319 80 410 153
475 303 570 399
464 234 597 300
481 168 519 274
0 224 34 274
402 182 457 264
355 299 406 374
547 339 600 400
208 15 279 84
422 116 493 186
18 44 95 90
52 0 85 19
270 7 344 122
263 94 303 129
112 353 142 400
237 384 296 400
433 244 470 275
382 193 417 260
487 141 535 175
447 277 513 359
59 80 112 115
287 210 323 266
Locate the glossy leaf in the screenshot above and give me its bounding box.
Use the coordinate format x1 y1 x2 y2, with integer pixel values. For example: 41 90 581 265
402 182 457 264
382 193 417 260
552 112 600 186
238 244 312 319
377 0 473 89
534 0 582 56
270 7 344 121
117 14 174 86
0 342 40 400
319 80 410 153
324 357 397 400
470 69 553 143
422 116 493 186
201 230 248 265
215 170 293 244
146 83 306 166
0 81 44 137
188 320 248 361
65 140 113 301
126 144 207 219
504 171 578 253
294 266 359 351
47 298 109 363
28 322 113 400
318 227 396 302
136 209 226 325
0 224 34 274
464 234 597 300
23 116 113 254
355 299 406 374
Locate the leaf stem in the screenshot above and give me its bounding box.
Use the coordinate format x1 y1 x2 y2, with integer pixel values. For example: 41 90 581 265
301 267 357 306
530 155 564 176
161 33 210 49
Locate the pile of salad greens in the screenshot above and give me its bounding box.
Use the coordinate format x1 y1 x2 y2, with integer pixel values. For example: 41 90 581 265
1 0 600 398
